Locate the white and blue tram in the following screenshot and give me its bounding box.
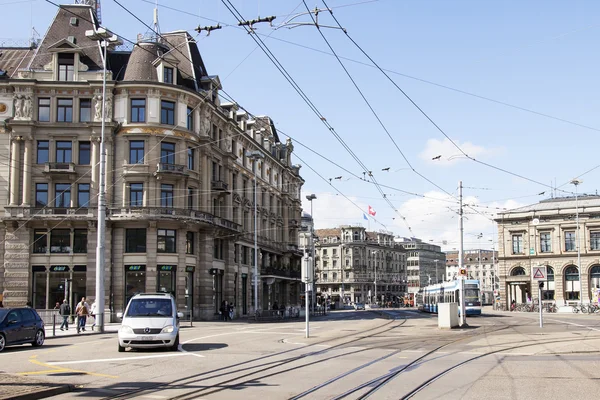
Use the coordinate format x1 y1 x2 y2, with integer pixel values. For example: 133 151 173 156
416 280 482 316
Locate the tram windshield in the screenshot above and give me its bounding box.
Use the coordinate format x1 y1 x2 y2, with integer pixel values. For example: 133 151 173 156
465 289 479 301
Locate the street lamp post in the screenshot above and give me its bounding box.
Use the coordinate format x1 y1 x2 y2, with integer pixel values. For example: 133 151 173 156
306 194 317 313
434 259 439 284
571 179 583 304
247 150 265 314
85 28 121 333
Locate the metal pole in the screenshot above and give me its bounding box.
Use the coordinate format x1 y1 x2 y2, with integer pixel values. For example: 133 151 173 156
305 282 310 338
374 252 377 307
539 283 543 328
575 184 582 304
435 260 438 284
459 181 466 326
253 163 259 313
95 40 108 333
310 200 315 314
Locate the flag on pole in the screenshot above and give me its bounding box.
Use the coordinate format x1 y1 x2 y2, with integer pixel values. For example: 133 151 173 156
368 205 376 216
363 213 368 221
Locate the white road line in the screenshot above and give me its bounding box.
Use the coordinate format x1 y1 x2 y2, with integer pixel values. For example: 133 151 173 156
546 318 600 332
243 331 297 335
48 353 191 365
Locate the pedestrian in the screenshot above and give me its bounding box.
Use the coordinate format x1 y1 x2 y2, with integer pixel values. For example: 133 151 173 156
220 300 226 321
59 299 70 331
26 301 32 308
90 301 97 329
75 297 90 333
54 302 60 310
272 301 279 311
228 302 234 320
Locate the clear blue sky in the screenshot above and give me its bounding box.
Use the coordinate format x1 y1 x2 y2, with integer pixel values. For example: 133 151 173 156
4 0 600 249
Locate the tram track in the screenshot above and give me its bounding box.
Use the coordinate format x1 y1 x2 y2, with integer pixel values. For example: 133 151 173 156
100 315 404 400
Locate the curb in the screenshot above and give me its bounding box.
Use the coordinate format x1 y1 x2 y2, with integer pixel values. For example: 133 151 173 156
8 384 74 400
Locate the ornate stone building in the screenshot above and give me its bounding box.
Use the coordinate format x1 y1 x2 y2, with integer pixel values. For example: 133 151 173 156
314 227 406 305
496 196 600 308
395 237 445 294
0 3 304 319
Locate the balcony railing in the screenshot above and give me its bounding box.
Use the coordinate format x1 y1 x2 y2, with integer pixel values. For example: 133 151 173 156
211 180 229 191
44 162 76 174
261 267 301 279
5 206 94 218
156 163 187 175
109 207 240 232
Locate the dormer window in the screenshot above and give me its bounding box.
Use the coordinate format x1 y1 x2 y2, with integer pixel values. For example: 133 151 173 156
164 67 174 84
58 53 75 81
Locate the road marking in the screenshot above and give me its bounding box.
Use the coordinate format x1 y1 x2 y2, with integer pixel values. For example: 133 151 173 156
48 353 191 365
546 318 600 332
243 331 297 335
19 357 118 379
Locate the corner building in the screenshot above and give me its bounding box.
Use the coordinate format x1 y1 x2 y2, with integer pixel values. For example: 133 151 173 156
0 3 304 319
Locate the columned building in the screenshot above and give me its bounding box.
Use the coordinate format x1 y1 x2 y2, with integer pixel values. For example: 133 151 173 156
496 196 600 308
0 3 304 319
395 238 445 293
314 227 406 305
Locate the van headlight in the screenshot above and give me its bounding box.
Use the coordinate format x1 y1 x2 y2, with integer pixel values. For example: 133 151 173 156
161 325 174 333
120 325 134 334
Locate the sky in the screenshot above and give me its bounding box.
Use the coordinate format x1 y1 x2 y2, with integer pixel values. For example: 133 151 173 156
3 0 600 251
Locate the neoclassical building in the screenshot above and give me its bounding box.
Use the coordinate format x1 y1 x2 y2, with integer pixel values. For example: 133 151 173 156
496 196 600 308
0 3 304 319
314 226 407 305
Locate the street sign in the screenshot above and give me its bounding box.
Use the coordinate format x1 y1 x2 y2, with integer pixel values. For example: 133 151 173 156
459 267 467 277
532 266 547 281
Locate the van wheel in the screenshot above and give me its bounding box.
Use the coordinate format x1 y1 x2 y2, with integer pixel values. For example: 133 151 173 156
118 343 125 352
170 335 179 351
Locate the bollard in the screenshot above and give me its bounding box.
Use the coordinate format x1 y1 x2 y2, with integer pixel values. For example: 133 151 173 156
52 314 56 337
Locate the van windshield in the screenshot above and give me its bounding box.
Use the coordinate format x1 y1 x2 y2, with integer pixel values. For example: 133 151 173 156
126 298 172 317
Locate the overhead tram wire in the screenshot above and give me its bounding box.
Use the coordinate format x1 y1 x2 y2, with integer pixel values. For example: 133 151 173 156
219 0 414 230
320 0 573 196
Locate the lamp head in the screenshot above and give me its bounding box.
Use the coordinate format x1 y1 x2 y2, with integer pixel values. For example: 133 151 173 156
306 194 316 201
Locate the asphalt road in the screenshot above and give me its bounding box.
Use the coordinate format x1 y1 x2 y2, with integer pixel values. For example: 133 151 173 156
2 308 600 399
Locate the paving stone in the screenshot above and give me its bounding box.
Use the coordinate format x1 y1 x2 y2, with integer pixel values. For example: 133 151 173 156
0 373 72 400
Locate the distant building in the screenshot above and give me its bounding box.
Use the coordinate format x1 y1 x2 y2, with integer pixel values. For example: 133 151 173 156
445 249 498 292
395 238 445 292
314 227 407 304
496 196 600 308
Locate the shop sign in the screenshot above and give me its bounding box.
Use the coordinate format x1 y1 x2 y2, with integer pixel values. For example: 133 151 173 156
50 265 69 272
185 266 195 273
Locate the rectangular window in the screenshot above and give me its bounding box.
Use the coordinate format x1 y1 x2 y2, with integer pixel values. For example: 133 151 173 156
38 98 50 122
73 229 87 253
129 140 145 164
54 183 71 208
160 184 174 208
160 100 175 125
591 231 600 251
512 234 523 254
187 187 194 209
565 231 576 252
125 228 147 253
50 229 71 253
157 229 176 253
213 238 224 260
187 147 194 170
186 231 194 254
160 142 175 165
540 232 552 253
58 53 74 81
164 67 174 84
33 230 48 253
35 183 48 207
77 183 90 207
57 98 73 122
37 140 49 164
187 106 193 130
79 99 92 122
130 183 143 206
131 99 146 123
55 141 72 163
78 141 91 165
232 173 237 191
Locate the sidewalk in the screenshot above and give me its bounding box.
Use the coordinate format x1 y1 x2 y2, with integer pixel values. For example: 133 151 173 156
44 322 121 338
0 373 73 400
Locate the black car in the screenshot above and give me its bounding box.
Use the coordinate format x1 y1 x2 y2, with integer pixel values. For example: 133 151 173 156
0 308 45 352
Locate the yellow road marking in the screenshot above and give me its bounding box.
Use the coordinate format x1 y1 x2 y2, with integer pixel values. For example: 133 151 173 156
19 357 118 379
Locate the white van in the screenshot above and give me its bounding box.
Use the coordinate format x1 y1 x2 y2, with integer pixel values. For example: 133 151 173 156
117 293 183 352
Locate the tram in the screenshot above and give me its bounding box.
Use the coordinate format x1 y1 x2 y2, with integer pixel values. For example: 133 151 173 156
416 280 482 316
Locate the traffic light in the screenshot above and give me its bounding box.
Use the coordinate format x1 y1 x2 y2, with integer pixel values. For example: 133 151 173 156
539 281 544 289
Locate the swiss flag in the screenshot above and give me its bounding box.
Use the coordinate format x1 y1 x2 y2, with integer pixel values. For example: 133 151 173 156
368 205 376 216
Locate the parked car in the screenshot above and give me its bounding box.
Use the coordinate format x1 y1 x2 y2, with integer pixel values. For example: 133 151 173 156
0 307 45 352
117 293 183 352
353 303 365 310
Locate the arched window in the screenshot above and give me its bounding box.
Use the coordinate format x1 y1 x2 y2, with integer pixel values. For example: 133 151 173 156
589 266 600 298
542 266 555 300
511 267 526 276
564 265 580 301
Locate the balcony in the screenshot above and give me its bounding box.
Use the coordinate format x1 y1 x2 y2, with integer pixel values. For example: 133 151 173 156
211 180 229 192
109 207 240 232
287 242 299 252
5 206 94 219
155 163 187 177
261 267 301 280
43 162 76 177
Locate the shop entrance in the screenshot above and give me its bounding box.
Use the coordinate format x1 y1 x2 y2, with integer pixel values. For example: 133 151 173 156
125 265 146 307
157 265 176 297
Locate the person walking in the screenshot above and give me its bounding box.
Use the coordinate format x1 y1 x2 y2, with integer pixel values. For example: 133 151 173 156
75 297 90 333
59 299 70 331
220 300 226 321
90 301 97 330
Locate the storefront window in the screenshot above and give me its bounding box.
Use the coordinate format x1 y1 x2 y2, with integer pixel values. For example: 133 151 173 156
31 265 86 309
125 265 146 306
157 265 176 296
32 266 46 308
542 266 555 300
564 265 580 300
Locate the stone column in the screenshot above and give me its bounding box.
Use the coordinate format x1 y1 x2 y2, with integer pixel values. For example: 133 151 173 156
9 137 21 206
201 153 210 211
21 138 32 206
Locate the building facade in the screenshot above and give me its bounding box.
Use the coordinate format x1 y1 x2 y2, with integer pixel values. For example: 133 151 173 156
496 196 600 308
445 249 498 292
0 3 304 319
396 238 445 293
314 227 407 305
